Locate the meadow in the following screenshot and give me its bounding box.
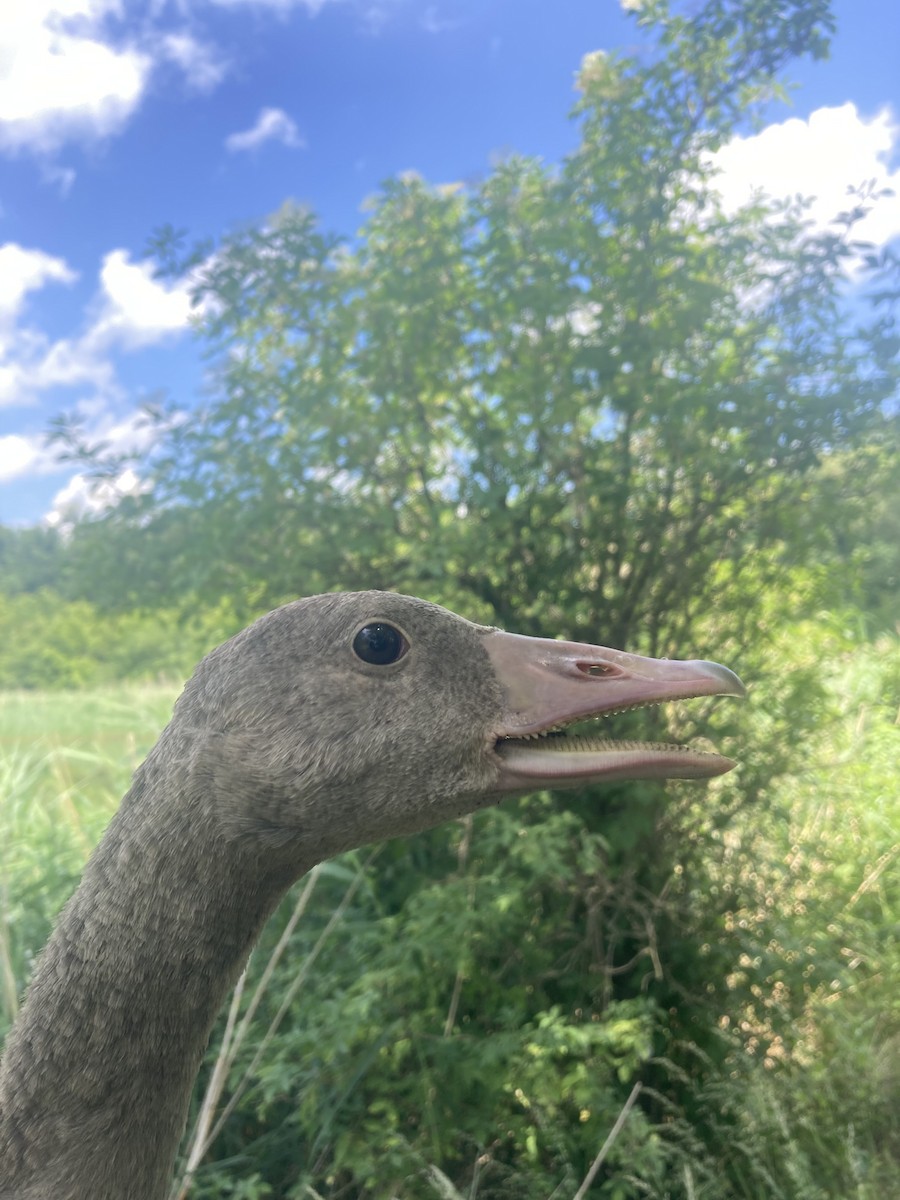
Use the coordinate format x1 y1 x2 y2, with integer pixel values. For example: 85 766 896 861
0 683 177 1027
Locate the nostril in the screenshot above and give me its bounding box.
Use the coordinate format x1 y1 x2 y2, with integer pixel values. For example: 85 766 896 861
579 662 615 678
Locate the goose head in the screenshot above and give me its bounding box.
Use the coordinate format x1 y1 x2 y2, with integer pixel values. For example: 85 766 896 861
177 590 744 867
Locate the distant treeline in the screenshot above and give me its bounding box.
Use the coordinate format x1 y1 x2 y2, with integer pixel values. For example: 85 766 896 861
0 584 245 689
2 427 896 690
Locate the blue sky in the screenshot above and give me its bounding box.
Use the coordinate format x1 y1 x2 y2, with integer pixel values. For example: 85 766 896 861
1 0 898 526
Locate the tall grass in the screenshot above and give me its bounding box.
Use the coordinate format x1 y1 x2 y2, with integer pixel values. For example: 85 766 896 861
682 624 900 1199
0 683 176 1031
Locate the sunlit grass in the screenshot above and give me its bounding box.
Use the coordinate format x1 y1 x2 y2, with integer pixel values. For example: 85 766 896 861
0 682 176 744
0 683 177 1029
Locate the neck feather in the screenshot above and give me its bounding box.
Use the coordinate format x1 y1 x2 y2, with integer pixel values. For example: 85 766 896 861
0 729 301 1200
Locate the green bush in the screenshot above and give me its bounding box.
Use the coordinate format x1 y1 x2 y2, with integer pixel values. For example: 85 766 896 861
0 590 246 689
170 623 899 1199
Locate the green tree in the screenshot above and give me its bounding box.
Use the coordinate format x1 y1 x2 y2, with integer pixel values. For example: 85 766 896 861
0 525 68 595
61 5 894 654
0 591 243 689
787 431 900 632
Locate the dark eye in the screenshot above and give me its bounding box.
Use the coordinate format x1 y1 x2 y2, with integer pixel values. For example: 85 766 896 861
352 622 408 666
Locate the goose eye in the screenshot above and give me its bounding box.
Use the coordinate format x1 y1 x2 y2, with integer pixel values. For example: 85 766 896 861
353 622 408 666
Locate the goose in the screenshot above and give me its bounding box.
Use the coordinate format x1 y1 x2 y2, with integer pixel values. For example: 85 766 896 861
0 590 744 1200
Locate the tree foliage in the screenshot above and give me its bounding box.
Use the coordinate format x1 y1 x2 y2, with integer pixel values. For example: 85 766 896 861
60 0 895 652
0 526 68 596
0 591 243 688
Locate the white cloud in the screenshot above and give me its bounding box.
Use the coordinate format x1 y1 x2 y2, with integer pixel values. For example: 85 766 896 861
46 465 148 528
712 103 900 251
225 107 305 153
208 0 331 11
0 433 59 483
0 4 231 159
0 248 194 408
0 1 151 154
0 335 115 409
87 250 195 350
159 31 229 93
0 244 76 324
41 404 160 526
0 244 88 406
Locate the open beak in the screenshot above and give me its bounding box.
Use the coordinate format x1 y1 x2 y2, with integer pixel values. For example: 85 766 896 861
483 630 746 791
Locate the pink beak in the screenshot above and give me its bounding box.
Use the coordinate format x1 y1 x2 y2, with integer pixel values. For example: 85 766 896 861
482 630 745 790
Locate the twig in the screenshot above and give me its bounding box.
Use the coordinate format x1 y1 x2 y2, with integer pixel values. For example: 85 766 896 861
443 815 473 1038
226 866 323 1070
173 970 248 1200
847 844 900 908
172 867 324 1199
204 847 380 1150
571 1082 642 1200
172 852 376 1197
0 881 19 1024
443 970 465 1038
